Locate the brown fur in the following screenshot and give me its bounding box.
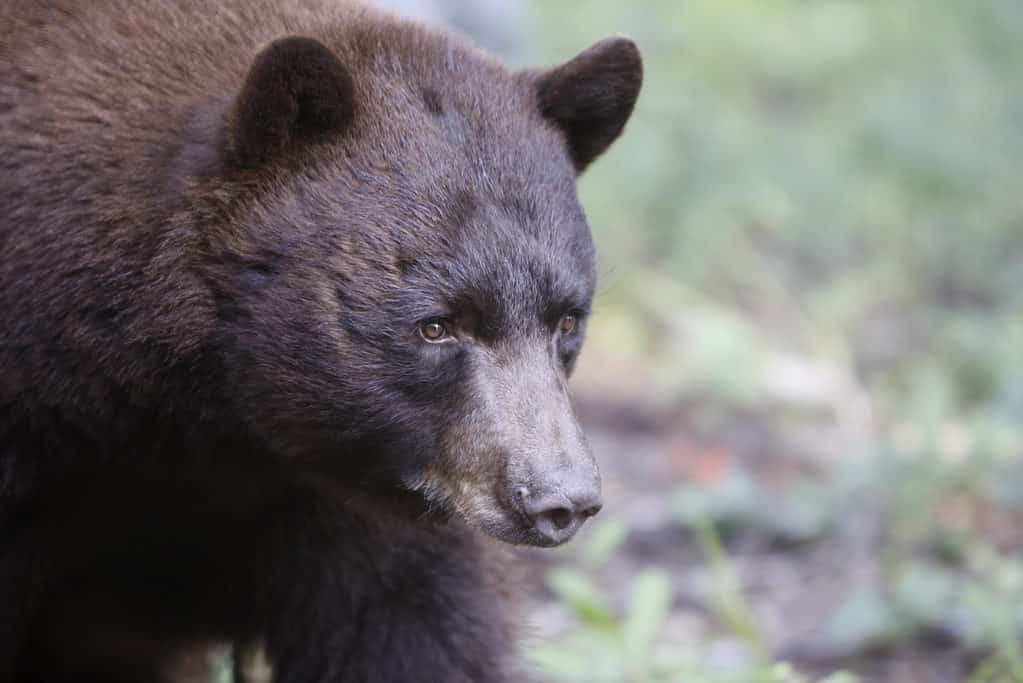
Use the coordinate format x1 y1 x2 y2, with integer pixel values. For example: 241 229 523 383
0 1 641 680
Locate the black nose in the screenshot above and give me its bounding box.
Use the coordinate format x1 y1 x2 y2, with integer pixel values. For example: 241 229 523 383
516 486 602 546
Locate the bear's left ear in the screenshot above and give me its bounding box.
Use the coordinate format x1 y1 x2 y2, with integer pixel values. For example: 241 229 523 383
230 36 355 168
533 37 643 173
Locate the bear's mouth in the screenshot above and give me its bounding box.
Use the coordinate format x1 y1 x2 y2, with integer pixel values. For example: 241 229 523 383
480 508 587 548
460 499 576 548
405 463 600 547
426 479 591 547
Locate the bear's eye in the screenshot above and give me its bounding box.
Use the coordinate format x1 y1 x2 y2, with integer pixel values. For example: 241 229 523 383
418 320 452 343
559 315 578 335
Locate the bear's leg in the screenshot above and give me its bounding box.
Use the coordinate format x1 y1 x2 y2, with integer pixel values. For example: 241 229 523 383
15 594 189 683
0 539 43 681
2 465 275 682
265 515 513 683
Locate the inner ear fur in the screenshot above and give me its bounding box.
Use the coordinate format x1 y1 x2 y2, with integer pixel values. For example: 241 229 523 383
534 37 643 173
230 35 355 168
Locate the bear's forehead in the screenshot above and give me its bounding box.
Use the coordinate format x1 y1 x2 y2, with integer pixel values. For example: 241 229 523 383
348 80 566 197
401 200 596 320
326 19 571 193
314 65 587 258
337 161 592 271
292 18 596 308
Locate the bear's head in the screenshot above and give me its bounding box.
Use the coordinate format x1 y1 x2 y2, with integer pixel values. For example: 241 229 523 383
193 16 641 547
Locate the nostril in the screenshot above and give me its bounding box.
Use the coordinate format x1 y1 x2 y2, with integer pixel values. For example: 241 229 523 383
545 507 574 531
517 486 600 544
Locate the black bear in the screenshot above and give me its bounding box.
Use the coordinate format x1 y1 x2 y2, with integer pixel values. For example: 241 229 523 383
0 1 642 681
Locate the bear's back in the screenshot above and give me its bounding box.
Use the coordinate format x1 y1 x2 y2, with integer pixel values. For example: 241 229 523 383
0 0 356 228
0 0 394 493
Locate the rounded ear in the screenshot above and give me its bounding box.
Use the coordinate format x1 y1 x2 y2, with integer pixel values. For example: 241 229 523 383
230 36 355 168
534 37 643 173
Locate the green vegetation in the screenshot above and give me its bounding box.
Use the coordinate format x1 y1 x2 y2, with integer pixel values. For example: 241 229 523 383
521 1 1023 681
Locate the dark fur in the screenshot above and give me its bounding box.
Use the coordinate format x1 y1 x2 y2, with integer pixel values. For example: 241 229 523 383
0 1 641 681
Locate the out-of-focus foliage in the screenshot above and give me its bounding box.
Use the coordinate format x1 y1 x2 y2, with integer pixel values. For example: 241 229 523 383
519 1 1023 681
529 519 860 683
527 0 1022 422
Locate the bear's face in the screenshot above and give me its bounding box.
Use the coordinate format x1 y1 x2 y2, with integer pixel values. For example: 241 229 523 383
202 30 641 547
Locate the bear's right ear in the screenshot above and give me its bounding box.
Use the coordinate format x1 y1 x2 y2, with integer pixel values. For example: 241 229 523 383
229 36 355 169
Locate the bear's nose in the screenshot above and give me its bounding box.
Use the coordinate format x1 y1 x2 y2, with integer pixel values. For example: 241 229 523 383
515 486 602 546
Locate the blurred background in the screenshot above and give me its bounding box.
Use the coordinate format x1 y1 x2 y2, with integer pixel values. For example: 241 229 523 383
384 1 1023 681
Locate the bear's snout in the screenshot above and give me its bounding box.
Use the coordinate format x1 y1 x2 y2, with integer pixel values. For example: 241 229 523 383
431 343 604 547
513 474 602 546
